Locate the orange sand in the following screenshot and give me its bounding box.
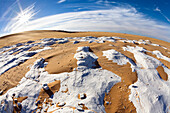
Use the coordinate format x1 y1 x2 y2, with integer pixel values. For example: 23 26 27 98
0 30 169 113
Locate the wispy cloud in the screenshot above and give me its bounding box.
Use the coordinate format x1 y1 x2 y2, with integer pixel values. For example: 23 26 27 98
57 0 66 4
3 6 170 42
96 0 116 6
0 1 18 21
154 7 170 23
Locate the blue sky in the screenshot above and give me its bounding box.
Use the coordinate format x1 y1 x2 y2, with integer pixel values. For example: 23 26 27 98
0 0 170 41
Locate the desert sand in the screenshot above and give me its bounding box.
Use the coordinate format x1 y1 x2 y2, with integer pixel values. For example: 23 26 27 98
0 30 169 113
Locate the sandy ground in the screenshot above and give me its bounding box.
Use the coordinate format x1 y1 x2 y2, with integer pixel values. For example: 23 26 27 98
0 30 169 48
156 66 168 81
0 30 169 113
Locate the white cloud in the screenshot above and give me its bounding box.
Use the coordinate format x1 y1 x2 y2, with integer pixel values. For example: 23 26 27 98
57 0 66 4
3 6 170 42
96 0 103 4
96 0 116 6
155 7 161 12
154 7 170 23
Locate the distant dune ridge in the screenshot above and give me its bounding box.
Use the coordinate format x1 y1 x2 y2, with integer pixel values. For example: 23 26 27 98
0 30 169 113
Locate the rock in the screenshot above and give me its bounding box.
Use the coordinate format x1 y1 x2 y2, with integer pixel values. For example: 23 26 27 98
73 41 80 44
42 84 49 90
77 106 84 111
105 101 110 105
58 102 66 107
80 93 86 99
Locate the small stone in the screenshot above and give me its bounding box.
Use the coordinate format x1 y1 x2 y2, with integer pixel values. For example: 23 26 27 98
58 102 65 107
73 41 79 44
12 93 16 97
80 93 86 99
77 106 84 111
27 41 35 44
105 101 110 105
132 85 138 88
42 84 49 90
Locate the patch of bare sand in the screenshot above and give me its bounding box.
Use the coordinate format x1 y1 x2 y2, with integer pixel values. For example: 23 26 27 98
44 43 77 74
156 66 168 81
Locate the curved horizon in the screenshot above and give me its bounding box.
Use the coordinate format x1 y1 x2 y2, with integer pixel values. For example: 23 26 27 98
0 0 170 42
